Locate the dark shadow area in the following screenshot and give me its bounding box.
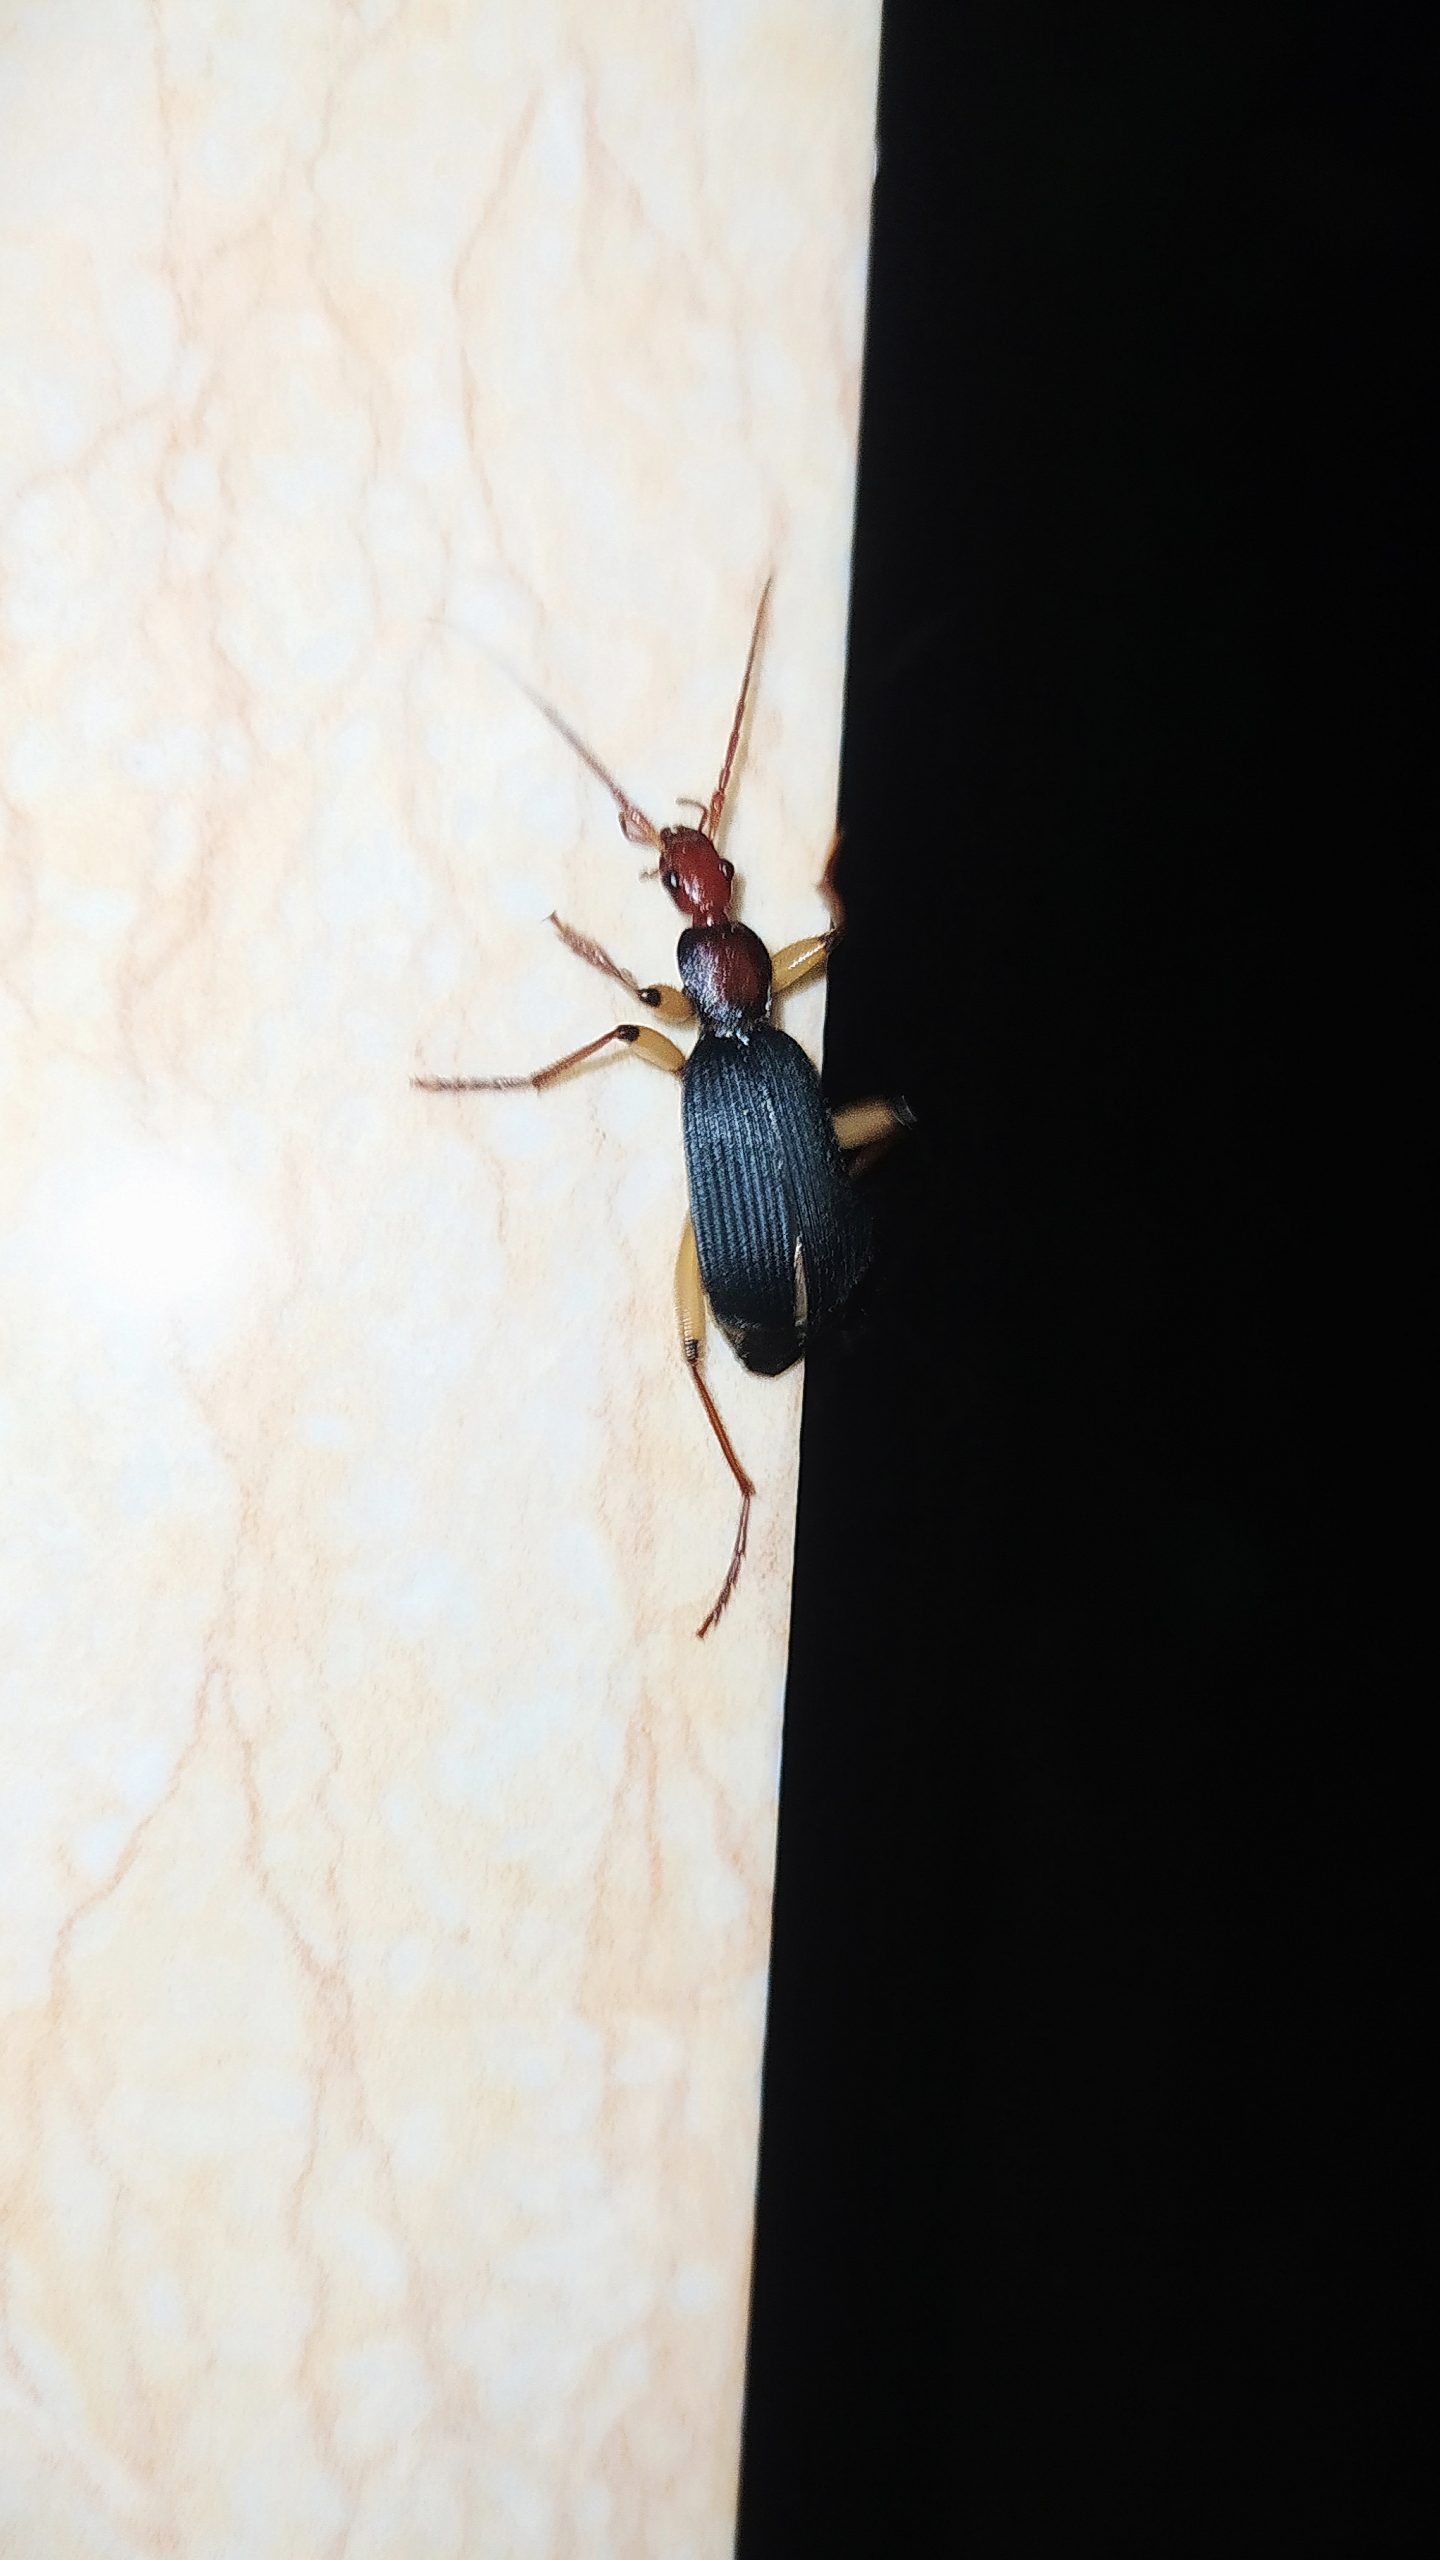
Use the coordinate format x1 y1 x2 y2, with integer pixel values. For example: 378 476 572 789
739 3 1429 2553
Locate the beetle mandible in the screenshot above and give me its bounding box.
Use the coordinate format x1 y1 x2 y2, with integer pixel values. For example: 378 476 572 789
414 582 908 1634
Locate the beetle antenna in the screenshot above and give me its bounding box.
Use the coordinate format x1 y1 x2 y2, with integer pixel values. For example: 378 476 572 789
422 615 665 850
515 683 664 850
705 576 771 840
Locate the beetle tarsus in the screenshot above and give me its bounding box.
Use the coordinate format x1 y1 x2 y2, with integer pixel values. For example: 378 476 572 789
696 1486 751 1639
412 1072 521 1091
684 1343 756 1639
413 1020 684 1097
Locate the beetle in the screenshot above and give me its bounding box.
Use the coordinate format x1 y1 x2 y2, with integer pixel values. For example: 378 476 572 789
414 583 907 1634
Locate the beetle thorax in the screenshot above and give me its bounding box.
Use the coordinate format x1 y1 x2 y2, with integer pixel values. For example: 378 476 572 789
659 826 734 926
677 923 772 1031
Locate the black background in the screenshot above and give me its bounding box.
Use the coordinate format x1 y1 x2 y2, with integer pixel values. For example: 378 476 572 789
739 4 1428 2553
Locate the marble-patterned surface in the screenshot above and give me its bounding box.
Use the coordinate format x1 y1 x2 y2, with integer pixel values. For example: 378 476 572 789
0 3 880 2551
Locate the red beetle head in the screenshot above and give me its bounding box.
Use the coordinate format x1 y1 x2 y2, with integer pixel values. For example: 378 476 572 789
656 825 736 925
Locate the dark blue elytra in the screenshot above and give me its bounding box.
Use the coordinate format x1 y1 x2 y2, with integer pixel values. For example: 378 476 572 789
681 1021 872 1376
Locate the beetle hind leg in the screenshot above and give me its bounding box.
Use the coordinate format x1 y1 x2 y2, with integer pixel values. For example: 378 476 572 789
676 1220 754 1637
832 1095 915 1178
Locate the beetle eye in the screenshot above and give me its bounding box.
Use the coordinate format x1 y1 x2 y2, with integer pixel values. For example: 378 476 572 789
720 858 734 878
664 870 679 891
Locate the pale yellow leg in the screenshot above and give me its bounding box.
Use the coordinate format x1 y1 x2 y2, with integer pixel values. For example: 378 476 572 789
770 929 837 995
548 913 693 1025
414 1022 684 1094
832 1095 914 1179
771 827 845 994
831 1098 908 1150
675 1220 754 1638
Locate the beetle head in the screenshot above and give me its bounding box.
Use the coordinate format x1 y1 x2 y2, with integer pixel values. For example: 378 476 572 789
656 825 735 924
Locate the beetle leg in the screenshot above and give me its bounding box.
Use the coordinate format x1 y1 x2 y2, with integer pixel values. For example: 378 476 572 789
771 829 846 994
770 928 838 995
547 914 693 1025
832 1097 910 1149
832 1095 915 1179
818 826 846 934
676 1219 754 1638
414 1023 684 1094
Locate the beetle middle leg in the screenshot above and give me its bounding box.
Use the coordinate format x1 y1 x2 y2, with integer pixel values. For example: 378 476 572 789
414 1022 685 1094
547 914 694 1026
676 1218 754 1638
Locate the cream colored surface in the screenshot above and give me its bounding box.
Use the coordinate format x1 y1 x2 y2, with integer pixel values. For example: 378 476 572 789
0 3 878 2551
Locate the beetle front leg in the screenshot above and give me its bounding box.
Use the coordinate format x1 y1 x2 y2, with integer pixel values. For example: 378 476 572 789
676 1219 754 1638
548 914 693 1026
770 928 838 996
771 828 845 995
414 1022 685 1094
